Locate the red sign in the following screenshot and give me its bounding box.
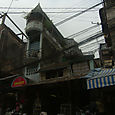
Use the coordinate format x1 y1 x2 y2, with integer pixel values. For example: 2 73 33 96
11 77 27 88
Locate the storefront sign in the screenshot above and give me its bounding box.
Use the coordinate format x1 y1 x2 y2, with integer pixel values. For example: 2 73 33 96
11 77 27 88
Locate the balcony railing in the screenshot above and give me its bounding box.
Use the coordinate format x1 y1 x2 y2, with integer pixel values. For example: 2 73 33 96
24 50 40 64
26 50 40 58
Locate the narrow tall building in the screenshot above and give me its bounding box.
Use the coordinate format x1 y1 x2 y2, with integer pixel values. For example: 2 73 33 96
24 4 84 82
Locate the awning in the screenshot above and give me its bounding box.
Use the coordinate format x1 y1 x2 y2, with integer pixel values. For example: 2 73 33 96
86 68 115 89
87 75 115 89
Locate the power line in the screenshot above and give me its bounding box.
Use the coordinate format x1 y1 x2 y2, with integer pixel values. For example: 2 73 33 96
0 10 99 15
7 0 14 13
67 24 100 38
0 7 100 10
79 39 105 49
55 2 103 26
80 39 105 49
78 31 103 46
63 31 103 52
45 0 96 20
44 10 99 13
82 48 99 55
0 11 27 14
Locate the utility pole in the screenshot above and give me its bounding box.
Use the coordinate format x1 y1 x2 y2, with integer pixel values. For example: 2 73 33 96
1 13 6 24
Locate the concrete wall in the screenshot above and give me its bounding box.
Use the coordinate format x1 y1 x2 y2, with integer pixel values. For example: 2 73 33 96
0 25 26 77
106 7 115 21
105 6 115 60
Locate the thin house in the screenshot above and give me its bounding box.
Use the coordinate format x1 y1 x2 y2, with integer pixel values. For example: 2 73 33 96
22 4 95 115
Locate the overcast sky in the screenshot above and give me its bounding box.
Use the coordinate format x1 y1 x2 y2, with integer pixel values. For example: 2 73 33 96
0 0 104 57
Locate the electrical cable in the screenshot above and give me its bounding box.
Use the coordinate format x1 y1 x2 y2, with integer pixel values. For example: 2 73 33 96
7 0 14 13
0 7 100 10
63 30 103 51
80 40 104 50
50 0 86 20
79 39 105 49
82 48 99 55
0 10 99 15
67 24 99 38
73 26 102 41
55 2 103 26
78 31 103 46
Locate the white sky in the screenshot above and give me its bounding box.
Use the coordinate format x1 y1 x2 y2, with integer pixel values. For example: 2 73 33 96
0 0 105 58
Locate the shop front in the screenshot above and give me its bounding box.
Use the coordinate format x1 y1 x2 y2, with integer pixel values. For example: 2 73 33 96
30 79 88 115
0 74 88 115
86 68 115 115
0 75 32 115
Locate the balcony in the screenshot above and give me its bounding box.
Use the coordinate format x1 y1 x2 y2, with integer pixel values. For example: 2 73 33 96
24 50 40 64
27 50 40 57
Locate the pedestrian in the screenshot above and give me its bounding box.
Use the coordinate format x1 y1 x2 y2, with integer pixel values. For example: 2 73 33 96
96 99 104 115
12 102 20 115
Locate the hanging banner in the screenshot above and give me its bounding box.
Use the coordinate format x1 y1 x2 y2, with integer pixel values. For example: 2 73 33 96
11 77 27 88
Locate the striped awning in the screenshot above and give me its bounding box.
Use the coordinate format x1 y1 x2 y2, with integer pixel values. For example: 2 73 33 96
86 68 115 89
87 75 115 89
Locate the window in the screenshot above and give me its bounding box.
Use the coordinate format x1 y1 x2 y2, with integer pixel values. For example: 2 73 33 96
28 30 41 43
46 69 63 79
27 30 41 57
30 41 40 51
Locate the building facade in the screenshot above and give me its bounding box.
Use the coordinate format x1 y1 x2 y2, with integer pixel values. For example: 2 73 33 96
24 4 85 82
99 0 115 67
0 4 95 115
0 24 26 78
22 4 95 115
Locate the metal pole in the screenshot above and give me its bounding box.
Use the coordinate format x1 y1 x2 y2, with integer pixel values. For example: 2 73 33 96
6 14 28 39
1 13 6 24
